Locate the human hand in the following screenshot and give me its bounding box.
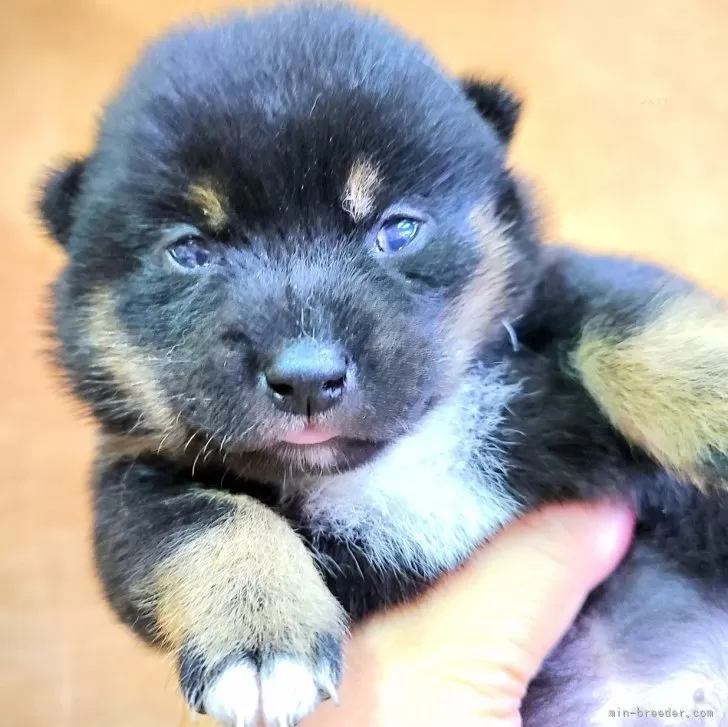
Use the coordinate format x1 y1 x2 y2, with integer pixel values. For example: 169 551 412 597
304 501 634 727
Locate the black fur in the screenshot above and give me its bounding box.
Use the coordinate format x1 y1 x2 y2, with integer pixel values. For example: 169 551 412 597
91 456 234 644
461 78 523 143
40 4 728 725
38 158 88 245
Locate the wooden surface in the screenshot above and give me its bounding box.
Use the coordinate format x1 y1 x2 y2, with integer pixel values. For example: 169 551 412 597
1 1 727 725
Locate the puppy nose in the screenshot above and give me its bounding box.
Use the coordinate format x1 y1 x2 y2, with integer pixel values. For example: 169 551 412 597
264 340 349 417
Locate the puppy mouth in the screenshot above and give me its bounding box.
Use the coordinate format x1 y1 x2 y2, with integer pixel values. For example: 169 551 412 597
268 426 386 473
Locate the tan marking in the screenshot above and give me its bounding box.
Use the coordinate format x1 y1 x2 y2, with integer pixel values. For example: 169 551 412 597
86 289 183 442
153 492 344 665
341 156 380 222
440 204 519 387
574 294 728 483
188 181 228 231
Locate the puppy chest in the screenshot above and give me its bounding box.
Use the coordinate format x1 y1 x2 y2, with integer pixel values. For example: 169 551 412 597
298 431 520 577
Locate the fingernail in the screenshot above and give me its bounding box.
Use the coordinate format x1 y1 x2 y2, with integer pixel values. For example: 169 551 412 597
594 502 635 568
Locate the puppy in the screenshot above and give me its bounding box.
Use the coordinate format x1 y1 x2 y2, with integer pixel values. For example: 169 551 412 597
39 4 728 726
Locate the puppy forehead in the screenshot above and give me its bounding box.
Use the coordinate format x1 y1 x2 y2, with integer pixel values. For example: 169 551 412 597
163 126 421 231
97 8 506 228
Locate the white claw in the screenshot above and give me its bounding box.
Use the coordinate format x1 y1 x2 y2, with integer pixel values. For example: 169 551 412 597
319 675 340 705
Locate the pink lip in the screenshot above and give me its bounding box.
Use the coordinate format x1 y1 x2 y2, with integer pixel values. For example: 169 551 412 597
281 427 338 446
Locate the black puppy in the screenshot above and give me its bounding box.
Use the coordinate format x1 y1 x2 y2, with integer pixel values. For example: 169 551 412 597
40 4 728 725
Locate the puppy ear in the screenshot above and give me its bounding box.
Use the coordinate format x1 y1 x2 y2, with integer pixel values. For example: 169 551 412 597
37 158 88 246
461 79 522 145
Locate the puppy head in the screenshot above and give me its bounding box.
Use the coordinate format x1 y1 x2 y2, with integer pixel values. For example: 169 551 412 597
41 4 539 477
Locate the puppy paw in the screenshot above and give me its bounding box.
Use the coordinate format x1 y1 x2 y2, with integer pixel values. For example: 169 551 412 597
155 494 346 724
181 635 342 727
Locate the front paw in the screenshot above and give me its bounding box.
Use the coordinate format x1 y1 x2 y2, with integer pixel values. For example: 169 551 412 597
180 634 343 727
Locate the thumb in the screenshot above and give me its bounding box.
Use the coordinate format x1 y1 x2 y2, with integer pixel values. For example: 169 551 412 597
362 501 635 724
447 502 635 706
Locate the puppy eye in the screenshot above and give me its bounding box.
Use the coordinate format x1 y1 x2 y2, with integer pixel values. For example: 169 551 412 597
375 217 420 254
167 236 213 269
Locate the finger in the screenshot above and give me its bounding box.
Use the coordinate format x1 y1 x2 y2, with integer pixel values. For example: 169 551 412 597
308 502 635 727
475 501 635 678
363 502 635 719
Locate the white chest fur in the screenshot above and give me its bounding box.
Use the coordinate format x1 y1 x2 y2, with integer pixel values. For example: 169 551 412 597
298 366 522 577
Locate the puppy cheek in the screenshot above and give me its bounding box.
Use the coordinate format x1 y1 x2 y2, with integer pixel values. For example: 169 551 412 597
357 328 441 431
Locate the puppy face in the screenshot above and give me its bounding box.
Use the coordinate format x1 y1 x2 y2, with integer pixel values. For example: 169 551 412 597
42 5 539 478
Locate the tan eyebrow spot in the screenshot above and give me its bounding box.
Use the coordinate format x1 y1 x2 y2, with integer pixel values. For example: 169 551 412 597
187 181 228 231
341 156 381 222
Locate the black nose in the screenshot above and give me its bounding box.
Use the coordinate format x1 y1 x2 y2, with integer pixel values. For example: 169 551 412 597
264 340 349 416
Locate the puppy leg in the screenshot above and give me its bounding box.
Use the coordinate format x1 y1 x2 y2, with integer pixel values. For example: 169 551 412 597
574 294 728 486
93 452 345 727
530 246 728 487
